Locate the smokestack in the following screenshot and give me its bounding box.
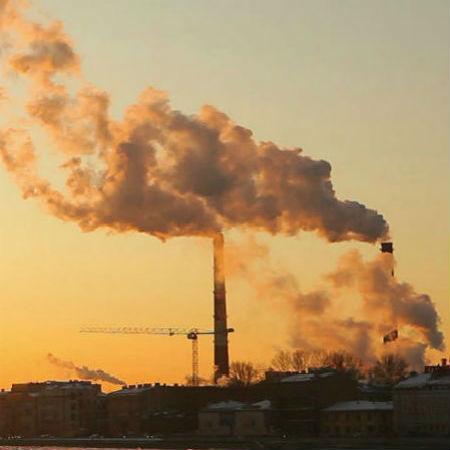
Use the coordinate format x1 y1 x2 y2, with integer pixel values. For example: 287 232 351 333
213 233 230 383
380 241 394 277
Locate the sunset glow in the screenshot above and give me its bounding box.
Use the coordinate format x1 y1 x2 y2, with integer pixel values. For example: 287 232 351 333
0 0 448 392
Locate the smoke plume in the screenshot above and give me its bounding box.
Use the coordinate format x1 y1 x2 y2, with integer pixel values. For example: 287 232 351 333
47 353 125 385
230 239 444 369
0 0 388 242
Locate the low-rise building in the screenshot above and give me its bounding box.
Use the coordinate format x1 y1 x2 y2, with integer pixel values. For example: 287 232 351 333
0 369 360 438
394 359 450 437
0 381 101 437
321 400 393 437
270 368 359 436
198 400 272 436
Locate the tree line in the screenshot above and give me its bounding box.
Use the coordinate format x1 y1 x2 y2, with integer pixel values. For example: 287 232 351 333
224 350 410 387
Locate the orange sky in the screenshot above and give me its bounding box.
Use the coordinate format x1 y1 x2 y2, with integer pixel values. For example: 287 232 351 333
0 0 448 391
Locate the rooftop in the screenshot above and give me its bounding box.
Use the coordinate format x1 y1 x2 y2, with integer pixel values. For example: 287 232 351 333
281 371 335 383
395 373 450 389
323 400 393 412
204 399 272 411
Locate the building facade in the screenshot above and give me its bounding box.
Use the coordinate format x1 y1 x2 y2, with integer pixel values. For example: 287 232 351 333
394 359 450 437
198 400 272 436
321 400 393 437
0 381 101 437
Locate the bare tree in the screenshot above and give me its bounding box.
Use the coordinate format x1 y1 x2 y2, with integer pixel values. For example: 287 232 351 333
271 349 328 372
229 361 261 386
291 350 310 371
322 350 363 379
271 350 293 371
369 353 409 386
308 349 328 368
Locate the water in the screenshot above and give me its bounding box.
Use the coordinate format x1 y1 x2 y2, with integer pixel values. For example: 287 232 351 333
0 447 432 450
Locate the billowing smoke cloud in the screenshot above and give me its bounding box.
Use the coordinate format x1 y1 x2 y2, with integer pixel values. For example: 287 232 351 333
326 250 444 351
230 238 444 369
0 0 388 242
47 353 125 385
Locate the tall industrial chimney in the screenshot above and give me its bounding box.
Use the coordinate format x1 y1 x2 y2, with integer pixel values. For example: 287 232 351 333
213 233 230 383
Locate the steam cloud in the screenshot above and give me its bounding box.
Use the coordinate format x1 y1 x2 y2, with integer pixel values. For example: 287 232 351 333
0 0 388 242
47 353 125 385
229 238 444 369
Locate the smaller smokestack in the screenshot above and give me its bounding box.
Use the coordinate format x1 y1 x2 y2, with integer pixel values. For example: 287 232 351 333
380 242 393 253
380 241 394 277
442 358 447 367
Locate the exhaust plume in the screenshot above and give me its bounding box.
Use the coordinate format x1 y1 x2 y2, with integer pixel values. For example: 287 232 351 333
0 1 389 242
47 353 125 385
231 239 444 369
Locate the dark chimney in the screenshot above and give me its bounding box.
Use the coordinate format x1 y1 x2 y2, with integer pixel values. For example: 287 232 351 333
213 233 230 383
380 242 394 253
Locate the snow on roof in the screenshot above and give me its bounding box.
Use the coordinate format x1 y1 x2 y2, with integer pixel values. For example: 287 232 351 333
395 373 432 389
108 386 149 396
281 371 334 383
324 401 393 412
205 399 272 411
429 376 450 386
252 400 271 410
205 400 245 410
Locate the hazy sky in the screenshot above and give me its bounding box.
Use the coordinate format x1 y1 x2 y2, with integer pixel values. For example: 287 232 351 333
0 0 448 389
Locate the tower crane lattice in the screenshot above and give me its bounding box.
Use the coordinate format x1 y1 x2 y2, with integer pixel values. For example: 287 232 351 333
80 326 233 386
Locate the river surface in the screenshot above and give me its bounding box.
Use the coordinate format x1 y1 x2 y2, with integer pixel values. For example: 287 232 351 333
0 446 438 450
0 442 447 450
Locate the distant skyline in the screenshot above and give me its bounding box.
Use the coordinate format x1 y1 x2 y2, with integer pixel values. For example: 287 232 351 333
0 0 448 390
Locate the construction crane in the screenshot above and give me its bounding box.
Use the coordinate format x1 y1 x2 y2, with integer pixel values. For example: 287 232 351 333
80 326 234 386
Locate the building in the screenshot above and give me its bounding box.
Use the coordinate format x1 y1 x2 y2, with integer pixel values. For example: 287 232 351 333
267 369 359 436
0 369 359 438
0 387 38 437
0 381 101 437
105 383 257 436
264 371 300 383
320 400 393 437
394 359 450 437
198 400 272 436
358 381 392 402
